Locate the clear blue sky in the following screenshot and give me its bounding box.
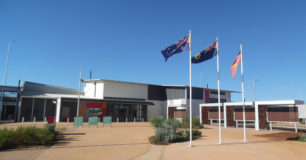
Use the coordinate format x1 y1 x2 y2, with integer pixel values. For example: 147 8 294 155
0 0 305 102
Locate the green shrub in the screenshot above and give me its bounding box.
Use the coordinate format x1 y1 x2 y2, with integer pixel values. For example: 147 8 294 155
0 126 63 150
149 116 165 128
299 134 306 142
181 117 203 129
149 116 202 145
174 129 202 142
287 134 306 142
156 121 174 143
0 128 14 149
166 118 181 131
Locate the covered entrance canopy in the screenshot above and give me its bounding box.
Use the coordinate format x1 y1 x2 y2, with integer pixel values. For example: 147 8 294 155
200 100 304 131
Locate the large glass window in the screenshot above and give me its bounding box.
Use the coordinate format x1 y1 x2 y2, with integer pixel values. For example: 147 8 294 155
107 103 147 122
20 98 33 121
33 99 44 121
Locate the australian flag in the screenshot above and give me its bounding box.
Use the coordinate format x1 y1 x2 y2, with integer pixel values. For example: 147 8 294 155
161 34 189 61
192 42 217 64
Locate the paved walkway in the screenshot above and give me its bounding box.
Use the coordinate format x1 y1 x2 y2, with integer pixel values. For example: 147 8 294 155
1 122 306 160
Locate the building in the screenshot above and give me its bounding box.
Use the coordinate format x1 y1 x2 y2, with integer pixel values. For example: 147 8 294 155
200 100 304 131
0 79 233 123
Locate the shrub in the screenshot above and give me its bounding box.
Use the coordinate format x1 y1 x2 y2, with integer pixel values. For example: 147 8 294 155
181 117 203 129
287 134 306 142
166 118 181 131
149 116 165 128
156 121 174 143
299 134 306 142
0 126 63 150
174 129 202 142
0 128 14 149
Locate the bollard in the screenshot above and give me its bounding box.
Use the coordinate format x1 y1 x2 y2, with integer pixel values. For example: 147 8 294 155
236 121 238 128
22 117 24 123
210 120 213 126
33 117 36 122
142 118 144 122
117 117 119 123
134 117 136 122
270 122 272 131
295 123 298 133
126 117 128 123
44 117 47 122
68 117 70 123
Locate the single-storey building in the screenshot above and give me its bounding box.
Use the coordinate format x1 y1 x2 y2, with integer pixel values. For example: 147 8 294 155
200 100 304 131
0 79 233 122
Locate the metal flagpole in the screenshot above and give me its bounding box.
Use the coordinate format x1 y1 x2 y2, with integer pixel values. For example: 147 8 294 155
0 40 15 120
188 30 193 147
216 37 222 144
77 69 82 117
240 44 247 142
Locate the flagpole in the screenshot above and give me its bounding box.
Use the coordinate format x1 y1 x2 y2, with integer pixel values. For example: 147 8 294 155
77 69 82 117
188 30 193 147
240 44 247 143
216 37 222 144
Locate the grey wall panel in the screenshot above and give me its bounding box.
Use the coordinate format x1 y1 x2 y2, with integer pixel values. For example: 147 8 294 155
148 85 166 100
166 87 185 100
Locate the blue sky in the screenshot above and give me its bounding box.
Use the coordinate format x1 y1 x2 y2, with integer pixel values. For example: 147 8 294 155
0 0 305 102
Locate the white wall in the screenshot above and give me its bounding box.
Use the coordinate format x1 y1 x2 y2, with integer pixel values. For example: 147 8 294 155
167 98 187 107
298 104 306 119
103 81 148 100
84 82 96 98
95 82 104 98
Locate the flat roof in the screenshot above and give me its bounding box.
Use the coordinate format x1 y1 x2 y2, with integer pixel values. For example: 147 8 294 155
200 100 304 108
83 78 237 92
255 100 304 105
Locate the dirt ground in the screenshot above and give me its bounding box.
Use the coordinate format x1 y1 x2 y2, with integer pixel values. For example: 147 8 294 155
0 122 306 160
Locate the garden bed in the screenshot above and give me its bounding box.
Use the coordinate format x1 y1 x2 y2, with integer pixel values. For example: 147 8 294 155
0 125 64 150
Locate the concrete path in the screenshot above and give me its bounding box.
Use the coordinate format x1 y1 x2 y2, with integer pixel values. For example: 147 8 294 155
1 122 306 160
133 145 165 160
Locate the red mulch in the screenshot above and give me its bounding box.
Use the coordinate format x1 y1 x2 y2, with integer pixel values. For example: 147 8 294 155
255 132 302 140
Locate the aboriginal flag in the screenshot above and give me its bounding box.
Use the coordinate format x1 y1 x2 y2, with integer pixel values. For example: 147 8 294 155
231 52 241 78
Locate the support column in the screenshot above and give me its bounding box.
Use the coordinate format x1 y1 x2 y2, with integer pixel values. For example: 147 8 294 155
255 103 259 131
55 98 61 123
43 99 47 120
166 105 169 120
31 99 35 121
224 104 227 128
199 106 202 124
258 105 268 129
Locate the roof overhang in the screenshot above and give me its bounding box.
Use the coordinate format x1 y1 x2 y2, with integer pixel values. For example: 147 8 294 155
62 97 154 105
200 103 222 107
255 100 304 106
224 101 254 106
